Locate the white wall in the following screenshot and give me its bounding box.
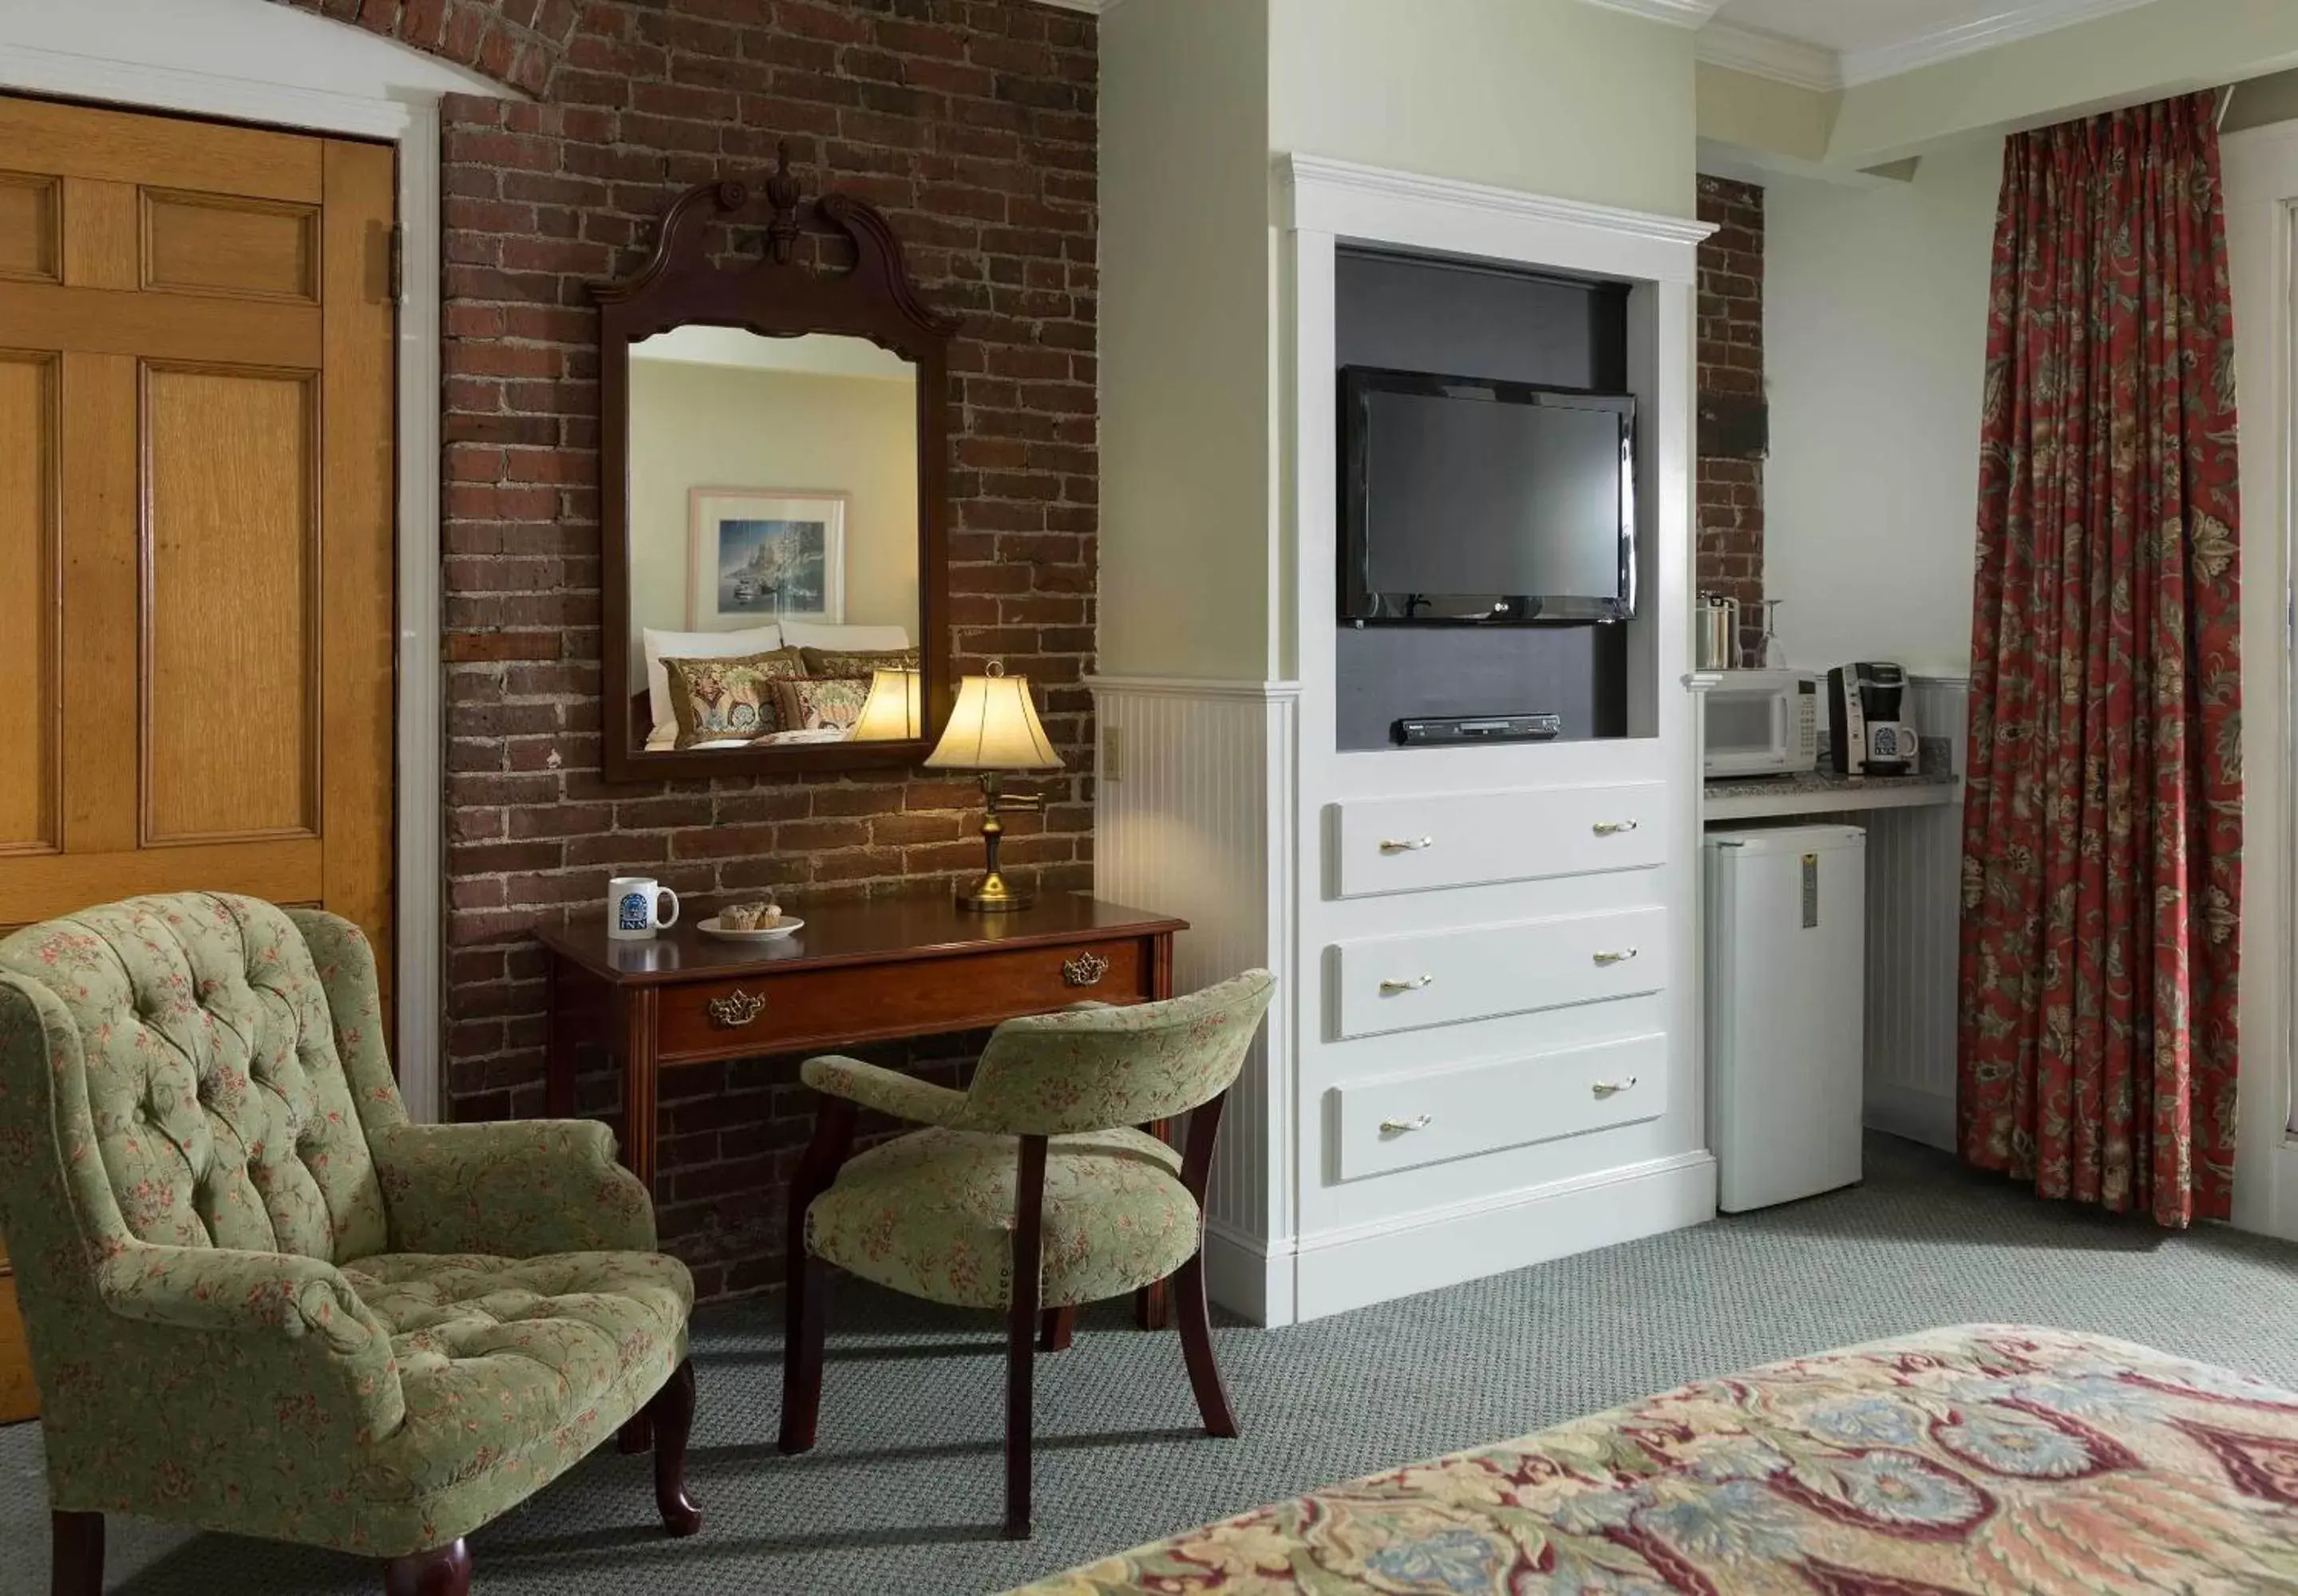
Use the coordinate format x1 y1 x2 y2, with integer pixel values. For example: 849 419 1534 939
1268 0 1699 220
627 360 917 685
1097 0 1274 681
1762 139 2003 678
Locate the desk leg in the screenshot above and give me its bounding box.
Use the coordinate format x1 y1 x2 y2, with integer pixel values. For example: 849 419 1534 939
616 985 661 1456
544 954 575 1120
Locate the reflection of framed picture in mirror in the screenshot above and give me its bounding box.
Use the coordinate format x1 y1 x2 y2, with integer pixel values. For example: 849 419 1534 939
686 488 846 629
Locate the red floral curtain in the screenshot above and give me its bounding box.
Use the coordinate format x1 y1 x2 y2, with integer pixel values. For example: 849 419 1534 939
1958 92 2243 1227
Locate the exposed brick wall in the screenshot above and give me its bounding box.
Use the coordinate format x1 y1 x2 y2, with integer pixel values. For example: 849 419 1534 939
295 0 1099 1299
1695 174 1764 659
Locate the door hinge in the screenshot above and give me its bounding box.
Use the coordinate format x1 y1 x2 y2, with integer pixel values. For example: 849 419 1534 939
386 223 405 304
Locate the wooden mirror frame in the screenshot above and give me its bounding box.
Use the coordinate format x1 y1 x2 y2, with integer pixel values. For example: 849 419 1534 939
594 155 959 782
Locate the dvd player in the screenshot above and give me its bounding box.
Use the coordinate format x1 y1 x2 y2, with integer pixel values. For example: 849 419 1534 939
1394 713 1563 746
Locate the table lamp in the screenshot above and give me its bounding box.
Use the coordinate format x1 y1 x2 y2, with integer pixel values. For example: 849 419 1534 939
850 666 922 741
924 662 1062 911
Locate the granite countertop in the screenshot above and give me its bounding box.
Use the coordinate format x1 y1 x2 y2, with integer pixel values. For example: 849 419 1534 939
1704 735 1959 802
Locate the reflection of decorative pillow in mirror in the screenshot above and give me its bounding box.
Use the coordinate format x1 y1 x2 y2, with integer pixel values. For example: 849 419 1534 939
643 622 784 733
799 646 921 679
663 649 809 747
770 675 873 734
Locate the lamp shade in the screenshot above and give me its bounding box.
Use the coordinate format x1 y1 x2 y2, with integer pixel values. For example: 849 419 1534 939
850 667 922 741
924 666 1062 772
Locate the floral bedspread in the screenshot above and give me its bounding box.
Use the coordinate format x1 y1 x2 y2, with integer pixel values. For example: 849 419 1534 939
1011 1325 2298 1594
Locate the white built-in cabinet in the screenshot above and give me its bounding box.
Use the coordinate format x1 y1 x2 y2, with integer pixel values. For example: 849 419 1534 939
1094 156 1716 1325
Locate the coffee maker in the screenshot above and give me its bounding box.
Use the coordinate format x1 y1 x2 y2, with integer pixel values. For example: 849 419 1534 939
1827 662 1916 776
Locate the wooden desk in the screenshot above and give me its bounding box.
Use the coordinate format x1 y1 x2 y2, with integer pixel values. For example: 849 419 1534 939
536 894 1188 1195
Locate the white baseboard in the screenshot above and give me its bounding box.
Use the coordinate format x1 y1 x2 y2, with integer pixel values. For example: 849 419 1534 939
1203 1219 1297 1329
1287 1151 1718 1323
1865 1082 1955 1152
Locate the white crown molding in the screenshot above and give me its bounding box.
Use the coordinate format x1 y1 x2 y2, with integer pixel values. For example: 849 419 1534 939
1283 153 1715 251
1838 0 2161 87
1030 0 1113 12
1580 0 1728 26
1695 18 1841 93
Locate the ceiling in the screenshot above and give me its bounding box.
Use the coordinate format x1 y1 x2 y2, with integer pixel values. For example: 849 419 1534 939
1715 0 2025 55
1698 0 2160 90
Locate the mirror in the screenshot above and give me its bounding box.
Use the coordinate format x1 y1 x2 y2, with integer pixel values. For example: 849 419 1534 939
595 162 957 780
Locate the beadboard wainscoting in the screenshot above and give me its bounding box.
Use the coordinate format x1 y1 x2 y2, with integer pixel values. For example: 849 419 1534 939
1089 677 1302 1323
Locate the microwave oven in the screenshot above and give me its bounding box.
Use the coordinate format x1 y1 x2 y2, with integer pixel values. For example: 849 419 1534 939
1703 670 1819 776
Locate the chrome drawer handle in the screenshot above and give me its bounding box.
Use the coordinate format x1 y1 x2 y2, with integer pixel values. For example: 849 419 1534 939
1379 836 1434 853
1378 1114 1434 1135
1592 1077 1639 1099
1378 975 1434 994
705 988 766 1028
1592 820 1639 836
1592 949 1639 966
1062 950 1109 987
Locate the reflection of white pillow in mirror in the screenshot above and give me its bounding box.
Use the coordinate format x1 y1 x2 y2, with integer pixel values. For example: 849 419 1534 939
642 622 781 733
777 621 912 653
631 326 918 383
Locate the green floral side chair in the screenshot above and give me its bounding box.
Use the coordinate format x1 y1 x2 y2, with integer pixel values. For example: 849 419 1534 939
776 968 1276 1538
0 894 704 1596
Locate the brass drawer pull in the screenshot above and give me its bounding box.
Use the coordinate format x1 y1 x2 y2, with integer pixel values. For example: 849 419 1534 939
1592 949 1639 966
1062 950 1109 987
1592 820 1640 836
1378 975 1434 994
1378 1114 1434 1136
1378 836 1434 853
1592 1077 1639 1099
705 988 766 1028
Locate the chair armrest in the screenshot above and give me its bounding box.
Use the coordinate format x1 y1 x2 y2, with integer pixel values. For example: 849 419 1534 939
370 1120 657 1258
95 1242 405 1437
800 1055 971 1128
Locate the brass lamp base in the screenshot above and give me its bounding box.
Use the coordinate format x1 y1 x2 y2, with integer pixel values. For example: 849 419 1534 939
955 870 1034 913
955 772 1039 914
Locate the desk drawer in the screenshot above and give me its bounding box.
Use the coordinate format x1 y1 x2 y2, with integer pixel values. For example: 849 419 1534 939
1333 1032 1667 1179
1334 782 1663 898
1332 906 1667 1040
656 937 1149 1060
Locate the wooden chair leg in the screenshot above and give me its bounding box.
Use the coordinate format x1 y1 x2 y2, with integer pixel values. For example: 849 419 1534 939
51 1511 101 1596
382 1539 471 1596
1174 1250 1238 1437
644 1357 703 1536
778 1254 830 1454
616 1413 654 1453
1006 1134 1048 1539
1038 1305 1074 1352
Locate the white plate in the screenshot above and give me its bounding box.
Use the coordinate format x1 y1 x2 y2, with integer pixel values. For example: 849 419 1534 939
698 916 803 942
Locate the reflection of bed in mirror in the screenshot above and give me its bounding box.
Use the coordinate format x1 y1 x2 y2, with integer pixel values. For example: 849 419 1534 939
626 326 921 753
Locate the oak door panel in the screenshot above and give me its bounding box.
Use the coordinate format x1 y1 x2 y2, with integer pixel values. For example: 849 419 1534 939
143 189 320 303
143 362 319 844
0 97 322 204
0 350 58 856
0 173 58 283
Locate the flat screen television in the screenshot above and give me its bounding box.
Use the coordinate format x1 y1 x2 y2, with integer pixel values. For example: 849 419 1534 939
1339 365 1637 625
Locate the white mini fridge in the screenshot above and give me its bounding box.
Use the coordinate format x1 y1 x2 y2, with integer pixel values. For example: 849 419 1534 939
1704 824 1866 1211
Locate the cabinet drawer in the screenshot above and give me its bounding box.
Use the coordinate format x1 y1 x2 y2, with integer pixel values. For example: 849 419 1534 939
1333 1032 1667 1179
1331 906 1667 1040
655 938 1149 1061
1334 782 1663 898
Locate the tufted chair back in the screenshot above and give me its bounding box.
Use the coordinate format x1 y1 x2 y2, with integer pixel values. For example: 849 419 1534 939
0 893 400 1265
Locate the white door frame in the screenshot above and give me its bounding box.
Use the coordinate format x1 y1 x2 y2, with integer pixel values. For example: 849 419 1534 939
0 3 516 1121
2224 120 2298 1242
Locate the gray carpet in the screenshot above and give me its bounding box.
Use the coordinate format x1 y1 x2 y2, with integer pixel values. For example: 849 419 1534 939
7 1132 2298 1594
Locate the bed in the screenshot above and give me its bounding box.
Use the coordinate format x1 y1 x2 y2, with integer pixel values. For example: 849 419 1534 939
1011 1325 2298 1594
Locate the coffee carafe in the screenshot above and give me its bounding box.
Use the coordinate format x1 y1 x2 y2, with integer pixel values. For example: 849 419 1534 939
1827 662 1916 776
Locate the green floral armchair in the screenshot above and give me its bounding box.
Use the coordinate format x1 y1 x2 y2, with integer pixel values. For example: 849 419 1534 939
776 969 1276 1539
0 893 702 1596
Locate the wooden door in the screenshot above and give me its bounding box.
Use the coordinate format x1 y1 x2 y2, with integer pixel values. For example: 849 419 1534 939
0 97 398 1422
